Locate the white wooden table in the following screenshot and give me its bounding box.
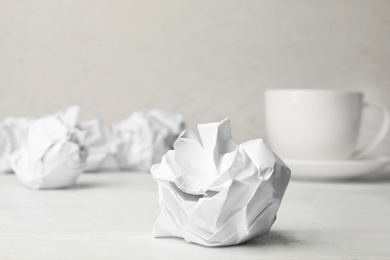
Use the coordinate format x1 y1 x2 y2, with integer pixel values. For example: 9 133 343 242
1 172 390 259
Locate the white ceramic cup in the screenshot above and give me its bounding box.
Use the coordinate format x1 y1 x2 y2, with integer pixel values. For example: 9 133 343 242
265 89 390 160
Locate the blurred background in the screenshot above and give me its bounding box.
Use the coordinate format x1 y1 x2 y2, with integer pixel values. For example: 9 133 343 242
0 0 389 156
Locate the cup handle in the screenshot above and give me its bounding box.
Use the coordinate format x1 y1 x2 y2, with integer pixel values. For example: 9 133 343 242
353 101 390 158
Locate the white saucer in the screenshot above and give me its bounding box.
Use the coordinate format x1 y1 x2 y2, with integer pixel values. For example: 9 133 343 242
284 157 390 181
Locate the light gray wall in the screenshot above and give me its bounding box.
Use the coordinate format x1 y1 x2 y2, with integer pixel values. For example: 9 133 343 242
0 0 389 156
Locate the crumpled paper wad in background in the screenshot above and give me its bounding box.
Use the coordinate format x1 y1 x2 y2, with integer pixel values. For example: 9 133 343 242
0 117 32 172
77 119 109 172
151 118 291 247
111 110 186 171
10 106 87 189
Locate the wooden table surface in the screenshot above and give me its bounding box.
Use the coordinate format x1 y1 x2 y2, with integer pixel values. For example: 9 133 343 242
1 172 390 259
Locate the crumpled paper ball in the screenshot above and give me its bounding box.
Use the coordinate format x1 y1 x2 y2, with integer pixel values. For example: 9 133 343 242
0 117 33 172
111 110 186 171
0 124 12 172
151 118 291 247
10 106 87 189
77 119 109 172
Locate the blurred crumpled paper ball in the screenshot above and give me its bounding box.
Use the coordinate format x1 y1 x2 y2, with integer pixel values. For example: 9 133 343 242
0 117 33 172
111 110 186 171
151 118 291 247
10 106 87 189
77 119 110 172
